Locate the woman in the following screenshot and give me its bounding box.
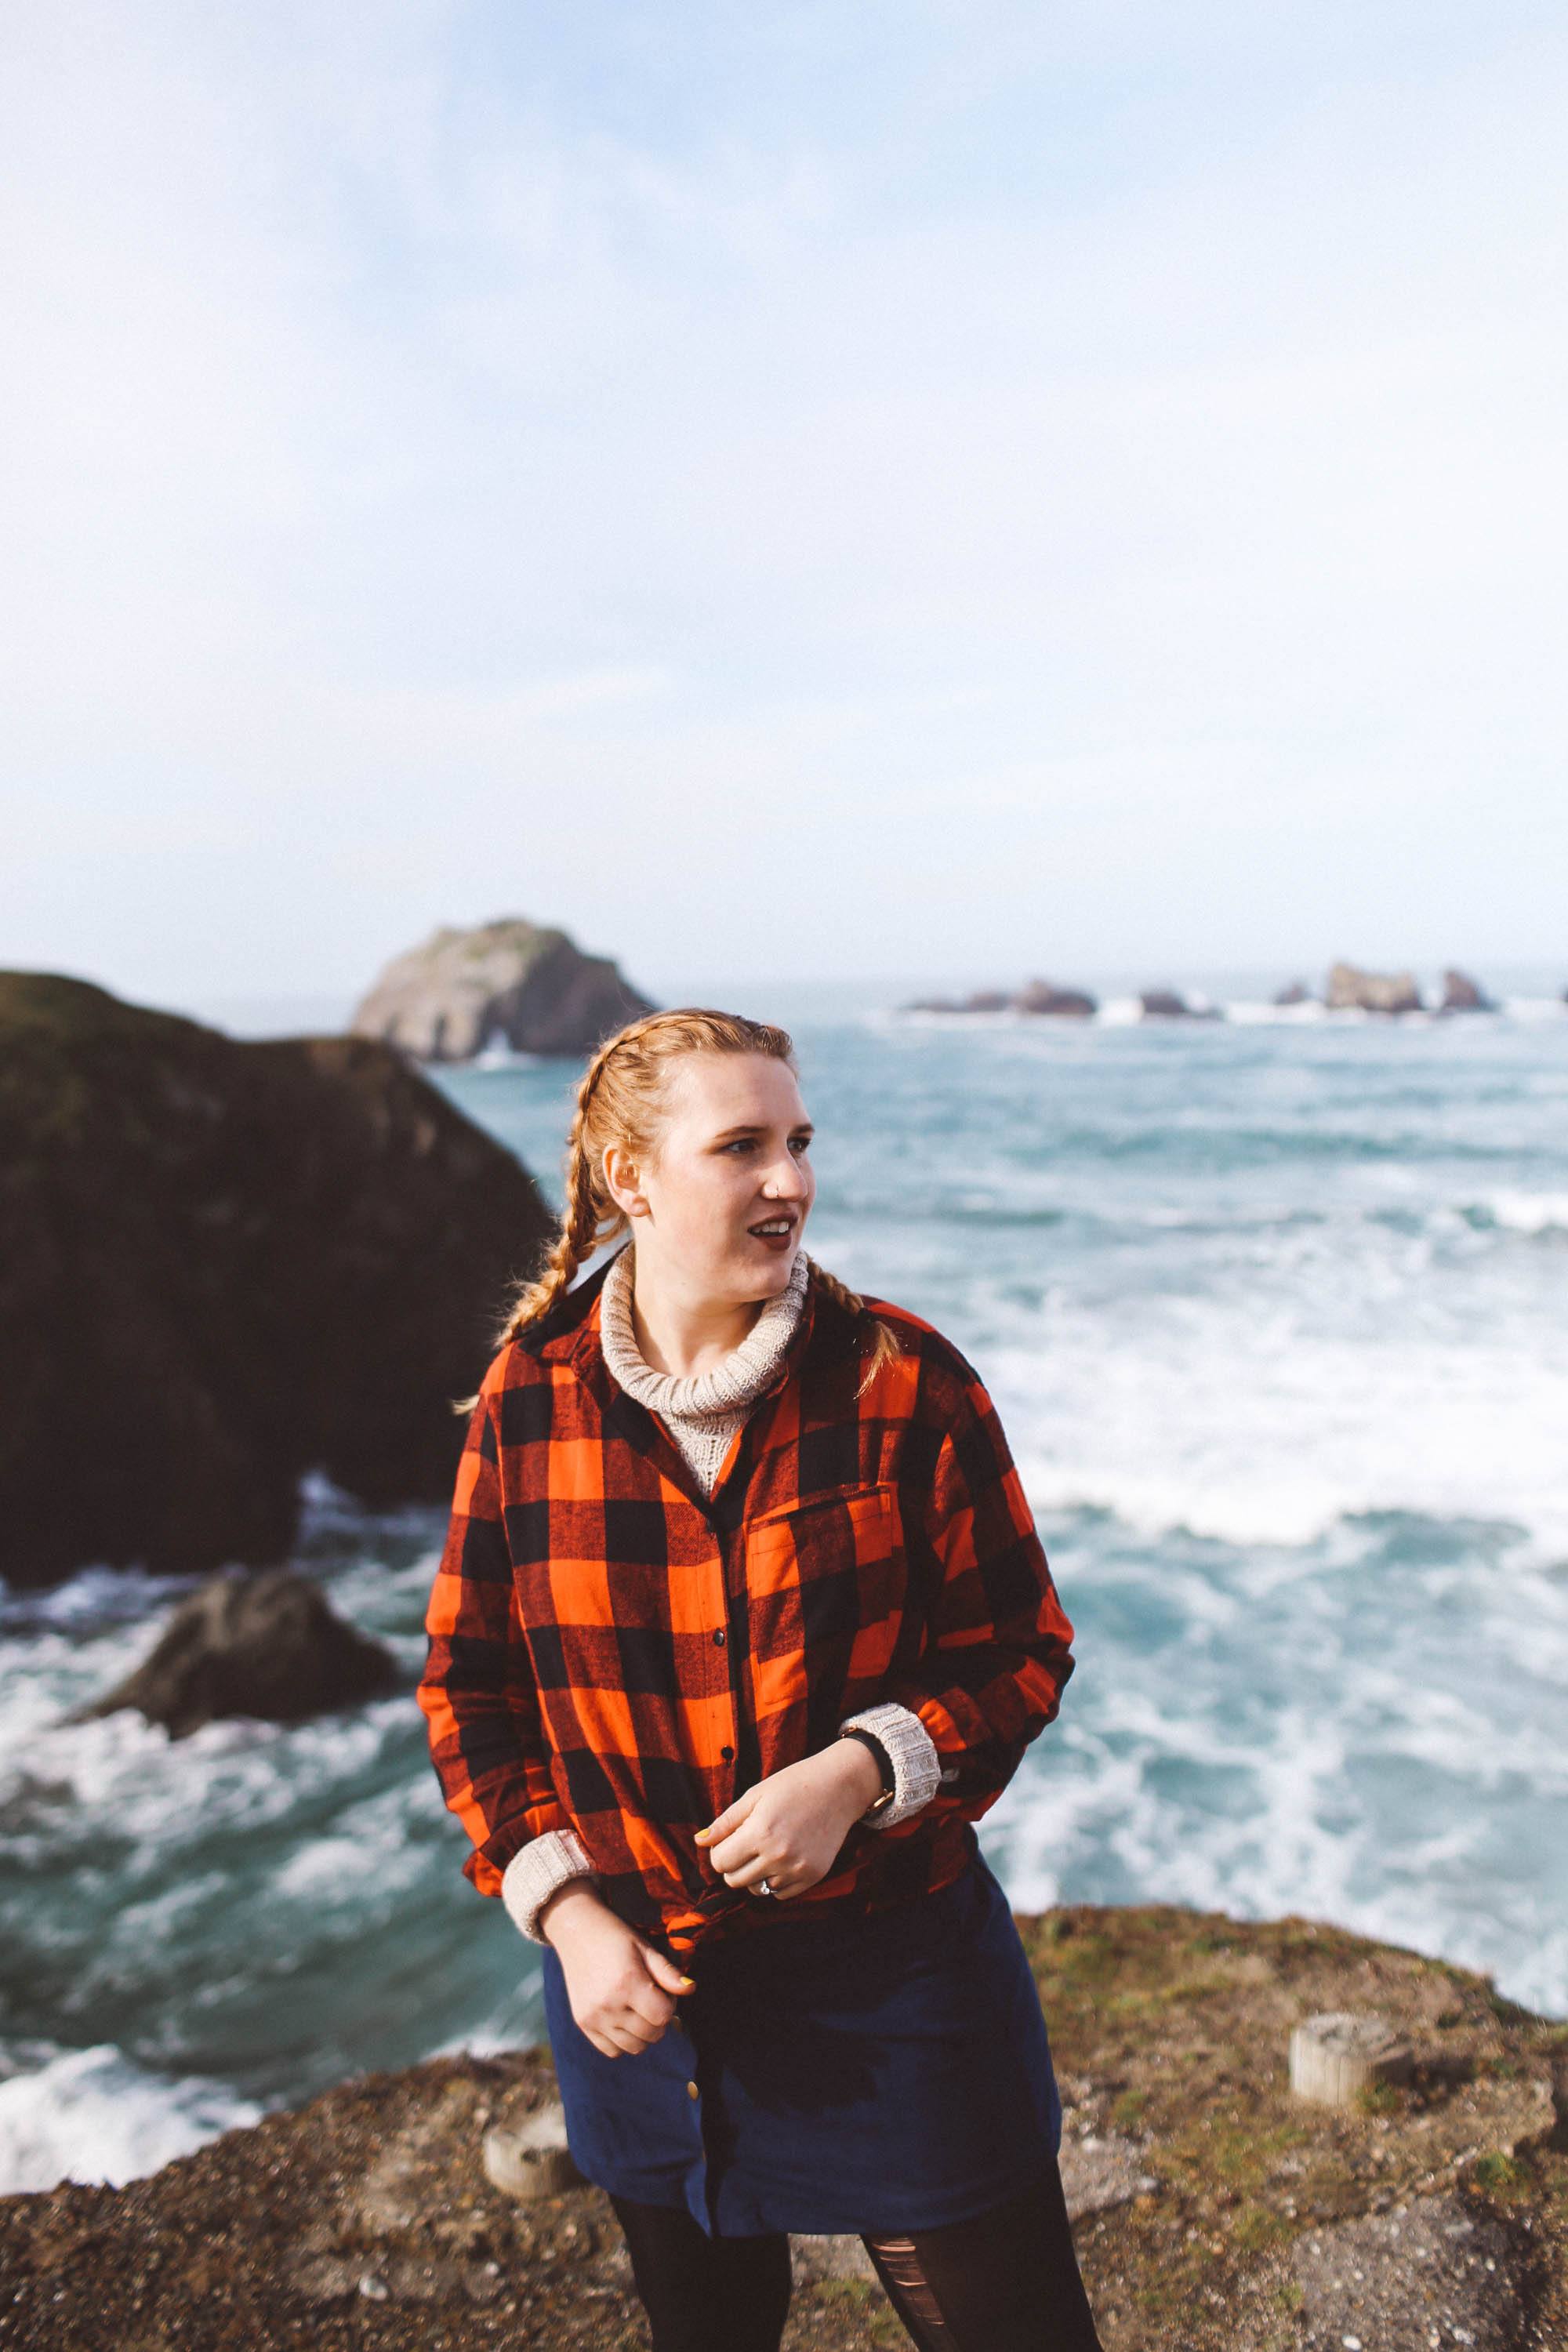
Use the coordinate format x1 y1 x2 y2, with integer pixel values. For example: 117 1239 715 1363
419 1007 1104 2352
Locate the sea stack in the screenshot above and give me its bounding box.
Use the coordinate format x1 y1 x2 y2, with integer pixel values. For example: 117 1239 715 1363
901 986 1014 1013
1439 967 1496 1013
901 978 1099 1017
1014 978 1098 1018
350 916 656 1062
1325 962 1424 1014
1138 989 1222 1022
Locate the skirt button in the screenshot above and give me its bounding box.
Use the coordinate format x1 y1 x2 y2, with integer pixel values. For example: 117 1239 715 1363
686 2079 699 2100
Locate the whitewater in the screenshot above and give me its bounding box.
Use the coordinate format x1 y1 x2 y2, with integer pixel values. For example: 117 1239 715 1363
2 977 1564 2192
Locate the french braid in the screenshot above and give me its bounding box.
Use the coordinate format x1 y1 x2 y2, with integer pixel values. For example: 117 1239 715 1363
801 1254 905 1397
451 1007 905 1413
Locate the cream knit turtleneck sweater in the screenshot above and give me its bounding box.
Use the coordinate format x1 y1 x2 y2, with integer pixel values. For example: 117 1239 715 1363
499 1246 943 1946
597 1240 810 1493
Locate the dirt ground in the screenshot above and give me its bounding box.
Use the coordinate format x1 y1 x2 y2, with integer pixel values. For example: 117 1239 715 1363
2 1901 1563 2350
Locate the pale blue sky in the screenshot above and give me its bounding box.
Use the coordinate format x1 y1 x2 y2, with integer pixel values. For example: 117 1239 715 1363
3 2 1566 1011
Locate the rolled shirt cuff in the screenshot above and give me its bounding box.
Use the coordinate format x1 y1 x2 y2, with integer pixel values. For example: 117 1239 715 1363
837 1700 943 1828
500 1826 597 1944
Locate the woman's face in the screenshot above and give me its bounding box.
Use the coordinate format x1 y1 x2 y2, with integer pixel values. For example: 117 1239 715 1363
608 1051 816 1304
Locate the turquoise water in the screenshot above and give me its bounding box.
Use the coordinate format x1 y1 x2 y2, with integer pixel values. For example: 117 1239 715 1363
2 980 1566 2187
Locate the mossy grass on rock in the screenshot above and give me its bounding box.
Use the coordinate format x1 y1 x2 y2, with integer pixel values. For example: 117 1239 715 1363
2 1903 1561 2350
0 971 554 1586
350 916 656 1062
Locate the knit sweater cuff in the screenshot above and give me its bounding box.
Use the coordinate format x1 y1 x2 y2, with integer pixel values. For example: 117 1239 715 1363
837 1702 943 1828
500 1828 597 1944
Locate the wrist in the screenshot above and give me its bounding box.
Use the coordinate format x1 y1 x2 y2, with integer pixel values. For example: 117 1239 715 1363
829 1732 887 1813
538 1878 604 1947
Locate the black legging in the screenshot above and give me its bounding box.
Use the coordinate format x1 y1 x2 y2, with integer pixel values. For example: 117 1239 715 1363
608 2150 1104 2352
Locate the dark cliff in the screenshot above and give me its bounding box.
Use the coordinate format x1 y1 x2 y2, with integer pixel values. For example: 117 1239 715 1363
0 971 554 1585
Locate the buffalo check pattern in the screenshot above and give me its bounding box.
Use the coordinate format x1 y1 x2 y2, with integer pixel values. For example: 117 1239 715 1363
417 1245 1076 1962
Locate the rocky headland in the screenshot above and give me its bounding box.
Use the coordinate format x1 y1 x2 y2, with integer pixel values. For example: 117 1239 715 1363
0 971 554 1587
350 917 656 1062
2 1904 1561 2351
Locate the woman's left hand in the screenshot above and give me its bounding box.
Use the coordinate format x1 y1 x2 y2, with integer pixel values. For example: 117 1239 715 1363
695 1740 885 1897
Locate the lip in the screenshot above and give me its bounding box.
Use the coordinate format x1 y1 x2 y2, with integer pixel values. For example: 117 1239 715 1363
746 1214 799 1246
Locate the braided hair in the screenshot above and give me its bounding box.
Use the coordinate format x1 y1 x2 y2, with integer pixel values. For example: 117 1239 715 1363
452 1007 904 1411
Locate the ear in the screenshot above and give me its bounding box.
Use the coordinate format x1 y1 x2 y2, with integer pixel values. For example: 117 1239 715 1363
601 1139 649 1219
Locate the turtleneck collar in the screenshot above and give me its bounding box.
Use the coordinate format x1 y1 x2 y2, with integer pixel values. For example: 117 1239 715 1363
598 1243 810 1422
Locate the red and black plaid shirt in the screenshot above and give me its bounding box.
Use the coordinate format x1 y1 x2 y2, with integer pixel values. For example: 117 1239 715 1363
418 1247 1076 1961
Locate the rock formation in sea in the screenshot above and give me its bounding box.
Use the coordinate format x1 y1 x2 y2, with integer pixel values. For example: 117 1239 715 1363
1138 989 1223 1021
68 1568 400 1739
3 1903 1561 2350
1439 967 1497 1013
1326 960 1425 1014
1272 978 1314 1007
902 986 1014 1013
1014 978 1098 1018
350 916 656 1062
0 971 555 1587
902 979 1099 1016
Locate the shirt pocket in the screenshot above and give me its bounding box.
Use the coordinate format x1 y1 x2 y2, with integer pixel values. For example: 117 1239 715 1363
743 1480 909 1699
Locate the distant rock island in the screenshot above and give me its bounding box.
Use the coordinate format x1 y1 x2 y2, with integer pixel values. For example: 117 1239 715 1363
902 978 1220 1022
1325 960 1426 1014
0 971 554 1587
1438 967 1497 1013
1138 988 1221 1022
907 963 1511 1022
350 916 656 1062
1303 963 1497 1014
905 978 1098 1018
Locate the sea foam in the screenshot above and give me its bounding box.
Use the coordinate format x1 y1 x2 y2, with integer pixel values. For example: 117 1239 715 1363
0 2042 262 2194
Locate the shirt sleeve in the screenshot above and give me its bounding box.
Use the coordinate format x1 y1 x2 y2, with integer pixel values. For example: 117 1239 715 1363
881 1359 1076 1826
416 1370 573 1896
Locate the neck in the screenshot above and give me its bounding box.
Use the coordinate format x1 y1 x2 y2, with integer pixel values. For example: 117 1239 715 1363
624 1249 778 1381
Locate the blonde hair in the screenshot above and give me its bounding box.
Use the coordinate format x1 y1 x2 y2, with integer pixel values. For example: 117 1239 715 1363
452 1007 904 1412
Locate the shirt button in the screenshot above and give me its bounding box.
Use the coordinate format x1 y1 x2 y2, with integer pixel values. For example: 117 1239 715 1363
713 1628 726 1646
720 1745 734 1761
686 2079 699 2100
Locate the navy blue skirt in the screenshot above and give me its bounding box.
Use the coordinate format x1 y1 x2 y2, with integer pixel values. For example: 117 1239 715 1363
539 1840 1062 2238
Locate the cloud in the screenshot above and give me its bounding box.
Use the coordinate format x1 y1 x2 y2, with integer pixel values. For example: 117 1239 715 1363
2 2 1566 992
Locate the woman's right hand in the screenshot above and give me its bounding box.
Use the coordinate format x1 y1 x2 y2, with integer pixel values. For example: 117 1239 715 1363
539 1880 696 2057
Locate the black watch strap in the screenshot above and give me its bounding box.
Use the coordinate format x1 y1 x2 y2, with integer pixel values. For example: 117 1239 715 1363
840 1725 896 1796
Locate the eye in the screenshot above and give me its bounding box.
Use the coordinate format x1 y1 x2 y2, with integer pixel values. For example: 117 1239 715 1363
789 1134 811 1154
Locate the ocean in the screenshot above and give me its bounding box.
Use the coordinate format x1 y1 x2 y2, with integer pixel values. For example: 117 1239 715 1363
3 970 1565 2193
